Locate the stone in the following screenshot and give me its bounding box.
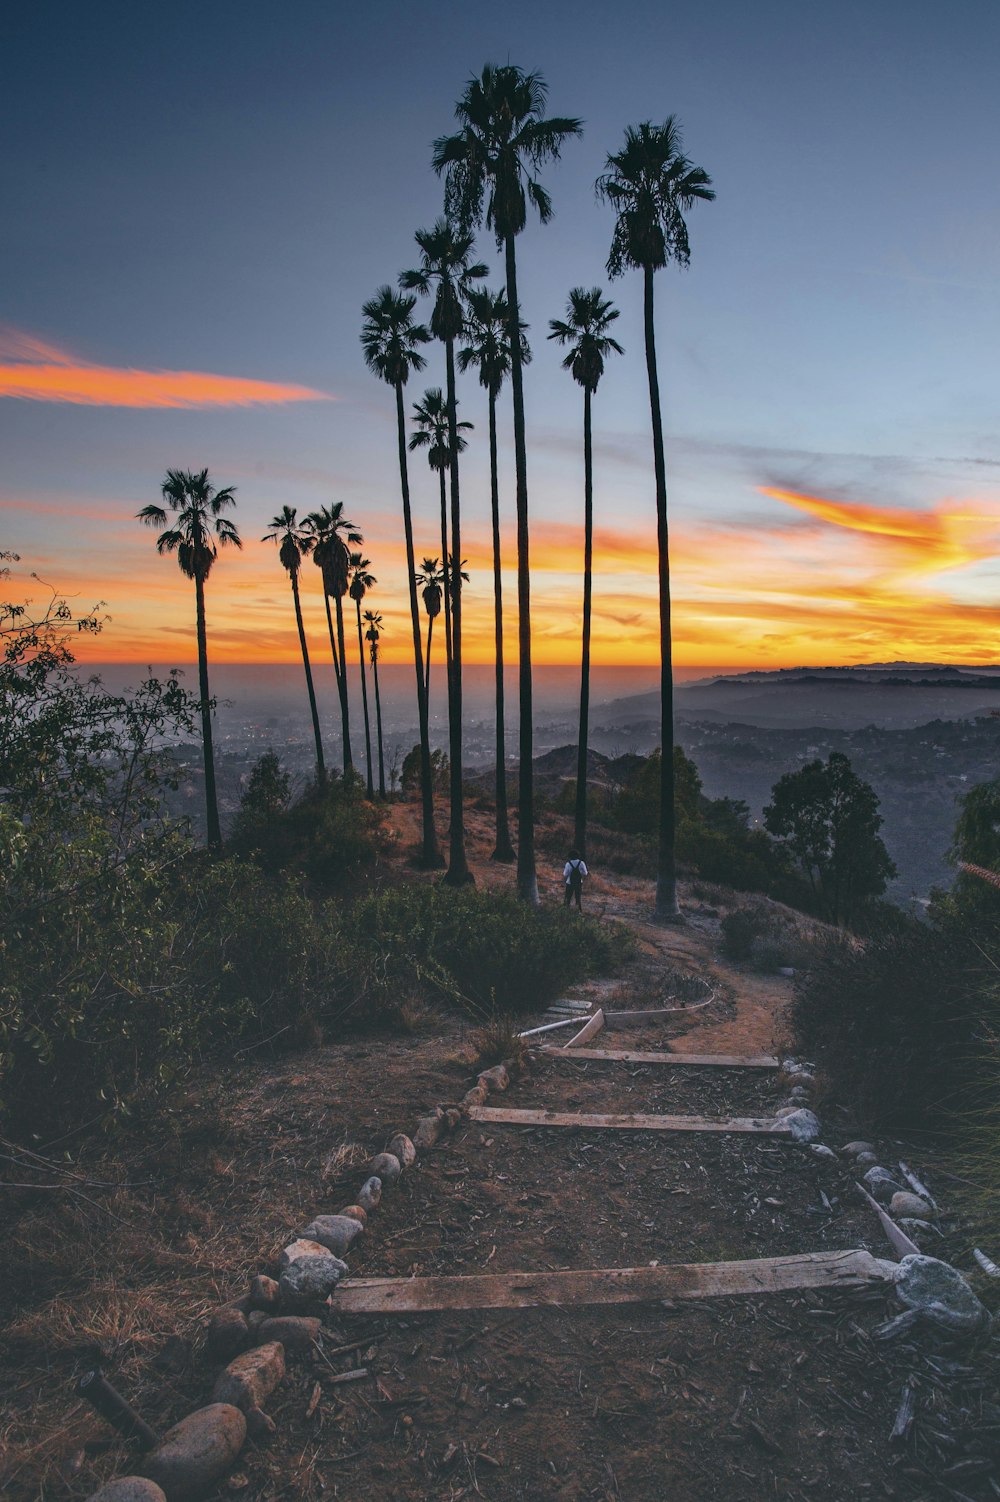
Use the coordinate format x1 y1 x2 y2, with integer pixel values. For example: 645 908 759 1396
301 1214 364 1258
809 1143 838 1162
842 1141 877 1158
278 1241 347 1307
386 1134 416 1169
788 1086 811 1102
88 1480 167 1502
357 1177 382 1213
366 1153 401 1187
863 1167 905 1205
460 1084 489 1112
142 1404 246 1502
878 1254 991 1339
413 1113 445 1150
784 1108 821 1143
256 1316 321 1353
478 1064 509 1093
248 1275 280 1311
246 1311 268 1338
212 1342 285 1414
444 1108 462 1130
856 1152 879 1168
339 1204 367 1227
206 1309 249 1361
774 1106 799 1119
890 1191 935 1220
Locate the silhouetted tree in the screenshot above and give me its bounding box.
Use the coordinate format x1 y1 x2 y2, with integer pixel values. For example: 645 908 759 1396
598 119 714 921
137 468 241 847
360 287 443 866
363 608 386 797
304 503 362 777
415 556 444 701
348 552 377 798
262 506 325 784
435 64 581 905
401 221 487 887
459 286 530 863
409 387 472 676
548 287 623 861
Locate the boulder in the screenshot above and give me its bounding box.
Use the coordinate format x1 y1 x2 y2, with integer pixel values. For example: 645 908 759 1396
278 1241 347 1307
386 1134 416 1169
862 1167 905 1206
879 1254 991 1339
206 1309 249 1362
774 1106 799 1119
413 1112 445 1150
890 1191 935 1220
357 1177 382 1213
783 1109 821 1143
141 1405 246 1502
339 1204 367 1227
301 1214 364 1258
246 1311 268 1339
88 1481 167 1502
248 1275 280 1311
842 1141 877 1158
256 1316 321 1353
212 1342 285 1414
856 1152 879 1168
366 1153 401 1187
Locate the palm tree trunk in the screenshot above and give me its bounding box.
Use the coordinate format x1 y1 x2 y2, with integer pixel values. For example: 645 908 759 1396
438 466 453 676
489 386 515 863
194 571 221 848
442 335 472 886
505 234 538 905
334 595 353 775
425 614 434 702
323 593 349 774
292 572 325 784
644 263 679 921
575 384 594 859
372 649 386 797
355 598 374 797
395 381 443 867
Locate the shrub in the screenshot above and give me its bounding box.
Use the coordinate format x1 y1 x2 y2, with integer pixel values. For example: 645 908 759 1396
228 773 385 890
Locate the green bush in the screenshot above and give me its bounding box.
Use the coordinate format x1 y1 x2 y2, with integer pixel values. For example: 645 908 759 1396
228 772 385 890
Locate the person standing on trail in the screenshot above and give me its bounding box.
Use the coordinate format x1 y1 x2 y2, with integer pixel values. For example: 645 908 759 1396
563 848 589 910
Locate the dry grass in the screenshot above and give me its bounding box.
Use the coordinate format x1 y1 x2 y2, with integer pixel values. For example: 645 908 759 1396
468 1012 529 1072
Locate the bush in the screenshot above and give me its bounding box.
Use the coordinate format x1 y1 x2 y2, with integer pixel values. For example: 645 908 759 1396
228 772 385 890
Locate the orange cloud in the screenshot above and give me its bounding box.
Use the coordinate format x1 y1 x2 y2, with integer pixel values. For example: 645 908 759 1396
0 328 331 409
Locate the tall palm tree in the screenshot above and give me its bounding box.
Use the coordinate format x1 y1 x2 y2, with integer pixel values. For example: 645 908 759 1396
548 288 623 861
262 505 325 785
304 503 362 778
597 119 714 921
401 221 487 888
363 608 386 797
137 468 241 847
459 286 530 864
414 556 443 701
360 287 443 867
408 387 472 675
348 552 377 798
434 64 582 905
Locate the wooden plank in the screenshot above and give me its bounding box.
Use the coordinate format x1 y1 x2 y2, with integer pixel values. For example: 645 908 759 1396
546 1001 592 1013
517 1017 579 1039
541 1046 780 1069
604 999 713 1028
335 1249 894 1315
563 1008 604 1049
467 1106 791 1135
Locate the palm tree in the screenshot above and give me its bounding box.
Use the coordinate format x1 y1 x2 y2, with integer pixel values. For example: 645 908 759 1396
434 64 582 905
414 556 443 701
597 119 714 921
459 286 530 863
348 553 377 798
360 287 443 867
363 608 386 797
137 468 241 847
409 387 473 677
548 288 623 861
262 505 325 785
304 503 362 778
401 221 487 888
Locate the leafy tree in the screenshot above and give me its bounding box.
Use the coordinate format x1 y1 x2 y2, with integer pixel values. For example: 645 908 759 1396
764 751 896 925
304 503 362 777
262 506 325 783
435 63 582 905
548 287 623 860
401 220 487 888
348 552 377 798
137 468 241 847
360 287 443 867
240 750 291 821
459 286 530 864
930 777 1000 925
409 386 472 673
363 609 386 796
597 120 714 920
401 742 450 796
615 746 702 835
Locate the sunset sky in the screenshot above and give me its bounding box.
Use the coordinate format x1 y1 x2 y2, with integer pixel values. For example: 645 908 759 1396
2 0 999 669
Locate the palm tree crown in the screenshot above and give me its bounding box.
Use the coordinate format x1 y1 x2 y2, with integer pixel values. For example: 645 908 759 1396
348 552 376 603
433 64 582 241
548 287 623 392
137 468 241 578
400 220 488 340
305 503 362 597
363 609 383 661
458 286 531 394
409 388 473 471
596 118 715 277
415 557 444 621
261 505 314 578
360 287 431 388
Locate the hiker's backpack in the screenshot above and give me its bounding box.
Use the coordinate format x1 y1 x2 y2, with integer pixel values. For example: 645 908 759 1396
568 859 584 891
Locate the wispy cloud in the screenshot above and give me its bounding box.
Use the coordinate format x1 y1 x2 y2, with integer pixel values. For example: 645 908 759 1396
0 328 332 409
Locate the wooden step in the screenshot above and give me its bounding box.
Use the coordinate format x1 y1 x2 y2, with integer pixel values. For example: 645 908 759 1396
335 1249 894 1314
541 1046 780 1069
466 1106 792 1135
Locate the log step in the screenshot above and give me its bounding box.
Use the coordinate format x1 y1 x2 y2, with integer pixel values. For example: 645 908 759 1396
541 1047 780 1069
466 1106 792 1135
